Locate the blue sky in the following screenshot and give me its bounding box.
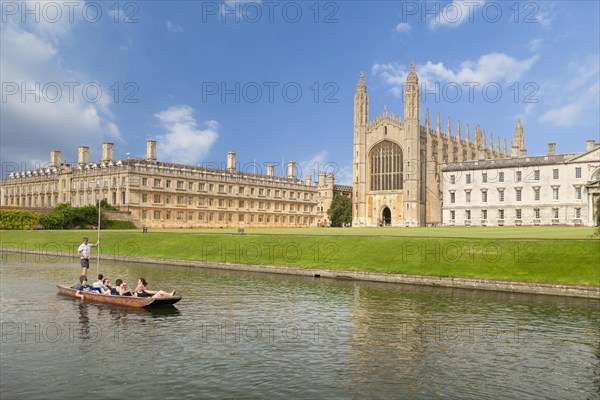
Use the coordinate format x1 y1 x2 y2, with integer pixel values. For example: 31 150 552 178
2 0 599 183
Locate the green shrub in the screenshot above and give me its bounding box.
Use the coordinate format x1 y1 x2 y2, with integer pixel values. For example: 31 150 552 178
39 204 107 229
0 209 41 230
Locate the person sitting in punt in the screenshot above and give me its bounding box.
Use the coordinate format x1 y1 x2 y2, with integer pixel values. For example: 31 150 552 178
71 275 93 291
134 278 176 298
72 275 93 299
99 278 119 296
115 279 133 296
91 274 104 293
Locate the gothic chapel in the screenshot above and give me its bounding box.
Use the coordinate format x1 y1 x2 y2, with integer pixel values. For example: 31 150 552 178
352 63 525 226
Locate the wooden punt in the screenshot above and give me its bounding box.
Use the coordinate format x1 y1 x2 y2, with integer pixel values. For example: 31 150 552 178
57 285 182 307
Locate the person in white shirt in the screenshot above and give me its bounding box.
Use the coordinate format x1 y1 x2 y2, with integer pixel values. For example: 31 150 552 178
77 236 98 276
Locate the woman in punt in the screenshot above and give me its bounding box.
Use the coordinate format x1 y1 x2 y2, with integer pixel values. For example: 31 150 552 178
134 278 175 298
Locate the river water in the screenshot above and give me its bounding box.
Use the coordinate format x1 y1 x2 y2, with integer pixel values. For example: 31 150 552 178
1 253 598 399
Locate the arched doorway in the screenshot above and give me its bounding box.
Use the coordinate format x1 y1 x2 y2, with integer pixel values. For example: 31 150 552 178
382 207 391 226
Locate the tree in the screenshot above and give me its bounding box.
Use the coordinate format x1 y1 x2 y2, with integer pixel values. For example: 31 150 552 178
327 195 352 227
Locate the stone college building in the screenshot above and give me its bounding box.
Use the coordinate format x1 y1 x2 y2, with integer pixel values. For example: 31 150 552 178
352 64 599 227
1 141 352 229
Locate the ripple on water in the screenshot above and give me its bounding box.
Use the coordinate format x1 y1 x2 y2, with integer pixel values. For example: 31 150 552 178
1 256 599 400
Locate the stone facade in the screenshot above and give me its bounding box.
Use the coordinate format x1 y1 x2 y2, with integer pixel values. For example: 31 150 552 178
352 65 519 227
442 141 600 227
1 142 343 229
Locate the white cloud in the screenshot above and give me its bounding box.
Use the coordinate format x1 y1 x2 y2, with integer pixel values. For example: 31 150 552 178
394 22 411 34
166 20 183 33
0 16 122 170
372 53 538 97
154 105 218 164
528 38 542 52
535 8 554 28
539 57 599 127
428 0 485 30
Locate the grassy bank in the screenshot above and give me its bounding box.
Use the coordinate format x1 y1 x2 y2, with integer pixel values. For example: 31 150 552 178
1 227 598 286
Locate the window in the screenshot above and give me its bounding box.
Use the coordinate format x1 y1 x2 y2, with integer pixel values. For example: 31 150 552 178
553 208 559 219
177 196 184 205
199 183 205 191
516 188 522 202
515 171 522 182
218 185 225 193
534 170 540 181
450 192 455 204
239 200 244 208
142 178 148 186
142 194 147 203
498 209 504 219
153 178 161 187
209 184 214 192
188 182 193 190
516 209 522 219
465 210 471 220
198 213 205 220
553 187 559 200
239 186 245 194
499 172 504 183
153 211 161 219
482 209 487 220
575 186 582 200
166 180 171 188
239 214 244 222
482 190 487 203
482 173 487 183
370 140 403 191
176 212 184 220
153 194 161 203
165 196 171 204
575 208 581 218
218 199 224 207
259 188 264 196
450 175 455 184
450 210 455 220
465 191 471 203
534 208 540 219
466 174 472 184
553 169 559 179
165 211 171 220
498 190 504 202
177 181 184 189
575 167 582 178
534 188 540 201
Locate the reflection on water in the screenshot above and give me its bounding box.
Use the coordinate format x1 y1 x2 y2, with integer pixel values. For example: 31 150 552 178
1 254 599 400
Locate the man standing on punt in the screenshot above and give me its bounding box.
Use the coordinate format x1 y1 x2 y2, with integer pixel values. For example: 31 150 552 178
77 236 98 276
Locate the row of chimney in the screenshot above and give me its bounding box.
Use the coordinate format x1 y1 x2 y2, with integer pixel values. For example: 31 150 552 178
49 141 299 178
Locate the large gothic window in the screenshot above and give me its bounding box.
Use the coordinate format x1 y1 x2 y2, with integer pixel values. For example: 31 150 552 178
369 141 403 191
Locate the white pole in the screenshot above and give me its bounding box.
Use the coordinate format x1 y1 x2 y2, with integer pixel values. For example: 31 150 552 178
96 187 101 277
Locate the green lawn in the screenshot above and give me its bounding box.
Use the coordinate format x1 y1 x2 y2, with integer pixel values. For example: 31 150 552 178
1 227 598 286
